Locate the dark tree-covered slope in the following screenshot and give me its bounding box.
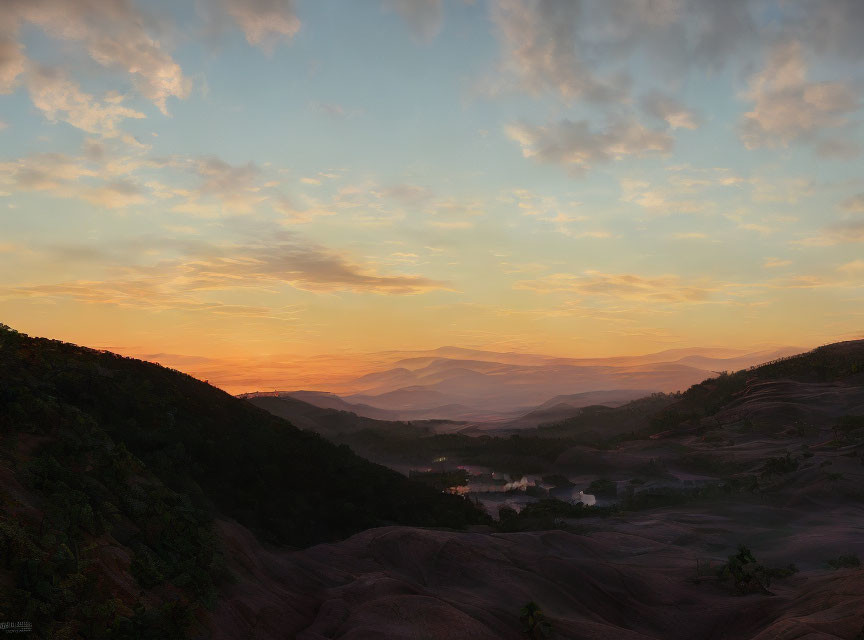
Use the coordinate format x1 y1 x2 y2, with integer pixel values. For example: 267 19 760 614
647 339 864 434
0 324 485 638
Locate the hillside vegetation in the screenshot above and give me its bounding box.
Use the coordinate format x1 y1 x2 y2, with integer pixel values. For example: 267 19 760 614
649 340 864 433
0 325 485 638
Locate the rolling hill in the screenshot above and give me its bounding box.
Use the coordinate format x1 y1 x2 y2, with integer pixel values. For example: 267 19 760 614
0 324 485 638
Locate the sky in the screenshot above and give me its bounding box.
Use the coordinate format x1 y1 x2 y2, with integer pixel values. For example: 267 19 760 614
1 0 864 391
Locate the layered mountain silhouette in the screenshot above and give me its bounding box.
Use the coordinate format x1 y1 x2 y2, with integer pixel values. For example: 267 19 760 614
264 345 806 420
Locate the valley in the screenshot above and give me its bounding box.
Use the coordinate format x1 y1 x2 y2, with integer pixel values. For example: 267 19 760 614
234 342 864 638
2 325 862 638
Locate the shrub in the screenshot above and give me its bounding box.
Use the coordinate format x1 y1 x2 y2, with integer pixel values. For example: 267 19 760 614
586 478 617 497
635 458 672 479
833 416 864 441
496 499 614 532
827 554 861 570
408 469 469 491
497 505 517 522
717 545 771 594
789 421 819 437
675 453 739 476
519 601 552 638
766 563 798 579
761 453 798 476
541 474 573 488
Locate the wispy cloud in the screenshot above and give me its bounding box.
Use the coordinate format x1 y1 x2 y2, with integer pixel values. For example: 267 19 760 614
838 259 864 274
26 65 146 144
842 193 864 214
739 40 859 151
222 0 301 51
177 155 266 214
641 91 702 130
619 178 706 215
382 0 443 42
797 217 864 246
506 117 673 174
489 0 627 102
426 220 473 230
0 35 26 94
515 271 715 303
738 222 775 235
0 150 149 209
484 0 761 103
309 102 362 119
6 0 190 114
2 229 450 316
5 280 292 319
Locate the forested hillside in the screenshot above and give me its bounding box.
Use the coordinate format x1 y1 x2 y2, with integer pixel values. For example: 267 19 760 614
0 325 485 638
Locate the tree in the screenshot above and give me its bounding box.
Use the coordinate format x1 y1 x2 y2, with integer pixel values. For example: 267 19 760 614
718 545 771 594
520 601 552 638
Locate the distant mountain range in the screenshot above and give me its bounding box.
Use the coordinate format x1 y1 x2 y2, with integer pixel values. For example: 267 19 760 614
241 387 655 431
238 389 477 422
244 345 805 421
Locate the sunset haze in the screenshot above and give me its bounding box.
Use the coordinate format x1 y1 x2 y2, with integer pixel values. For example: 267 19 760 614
2 0 863 391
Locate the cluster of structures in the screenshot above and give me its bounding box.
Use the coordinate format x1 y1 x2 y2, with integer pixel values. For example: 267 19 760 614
440 470 596 506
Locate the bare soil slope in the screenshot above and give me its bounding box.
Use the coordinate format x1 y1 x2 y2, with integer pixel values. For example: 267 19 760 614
213 518 864 640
